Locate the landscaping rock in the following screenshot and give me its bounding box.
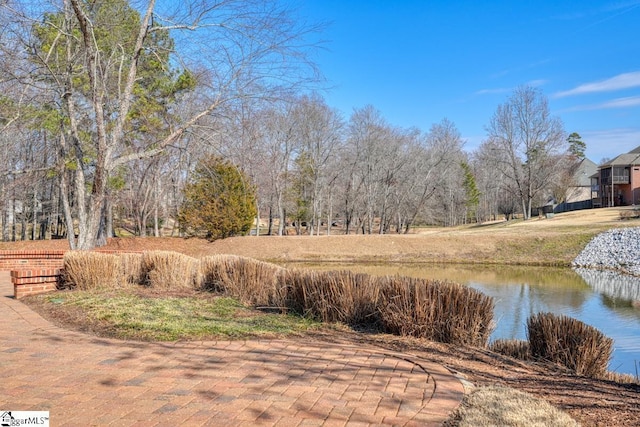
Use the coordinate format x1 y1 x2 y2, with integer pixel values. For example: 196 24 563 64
572 227 640 276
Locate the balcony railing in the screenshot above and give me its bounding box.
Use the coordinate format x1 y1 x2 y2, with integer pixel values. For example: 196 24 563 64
612 174 630 184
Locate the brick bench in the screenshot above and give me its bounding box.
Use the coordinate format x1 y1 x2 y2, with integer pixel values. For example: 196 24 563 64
11 269 62 299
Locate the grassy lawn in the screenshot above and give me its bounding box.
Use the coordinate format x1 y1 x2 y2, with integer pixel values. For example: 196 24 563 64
27 289 320 341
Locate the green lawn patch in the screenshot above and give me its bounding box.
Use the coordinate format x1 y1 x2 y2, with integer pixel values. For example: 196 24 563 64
32 290 320 341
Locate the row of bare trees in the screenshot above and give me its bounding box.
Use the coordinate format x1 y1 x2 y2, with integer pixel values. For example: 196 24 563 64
0 1 573 247
217 99 469 235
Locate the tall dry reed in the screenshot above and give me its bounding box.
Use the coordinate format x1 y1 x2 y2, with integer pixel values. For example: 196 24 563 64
62 251 122 290
140 251 200 289
282 269 380 325
527 312 613 378
377 277 494 347
200 255 286 306
119 252 144 286
63 248 498 348
489 339 531 360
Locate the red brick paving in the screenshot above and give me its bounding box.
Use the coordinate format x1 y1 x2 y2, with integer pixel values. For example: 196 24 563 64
0 271 464 426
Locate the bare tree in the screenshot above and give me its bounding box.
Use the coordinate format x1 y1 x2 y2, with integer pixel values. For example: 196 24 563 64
2 0 322 249
473 139 506 222
423 119 466 226
344 106 392 234
485 86 566 219
290 95 343 235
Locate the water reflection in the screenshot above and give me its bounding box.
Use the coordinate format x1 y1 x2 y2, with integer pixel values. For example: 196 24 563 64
284 262 640 376
574 268 640 302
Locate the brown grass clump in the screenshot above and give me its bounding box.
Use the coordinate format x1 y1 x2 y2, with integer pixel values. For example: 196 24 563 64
61 249 496 347
527 312 613 378
490 339 531 360
62 251 122 290
378 277 494 347
602 371 640 385
282 269 380 325
264 269 495 346
200 255 286 307
446 385 578 427
140 251 200 290
119 252 144 286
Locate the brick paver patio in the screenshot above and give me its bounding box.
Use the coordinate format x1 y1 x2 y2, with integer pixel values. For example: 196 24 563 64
0 271 464 426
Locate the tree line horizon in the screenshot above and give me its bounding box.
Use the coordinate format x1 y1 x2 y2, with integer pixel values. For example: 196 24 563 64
0 0 585 248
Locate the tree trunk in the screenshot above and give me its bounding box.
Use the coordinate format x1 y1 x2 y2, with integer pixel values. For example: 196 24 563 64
254 199 260 237
107 199 114 238
326 191 333 236
32 188 38 240
1 206 8 242
1 182 7 241
153 200 160 237
59 168 77 250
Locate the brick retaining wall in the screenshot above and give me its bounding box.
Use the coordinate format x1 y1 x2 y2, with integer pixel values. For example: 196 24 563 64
0 250 66 271
11 269 61 299
1 250 143 299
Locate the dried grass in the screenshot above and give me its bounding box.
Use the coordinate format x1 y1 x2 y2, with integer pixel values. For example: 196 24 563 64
446 385 578 427
280 271 494 346
527 312 613 378
119 252 144 286
490 339 531 360
282 269 380 325
378 277 494 347
200 254 286 307
62 251 122 290
140 251 200 290
61 250 497 346
602 371 640 385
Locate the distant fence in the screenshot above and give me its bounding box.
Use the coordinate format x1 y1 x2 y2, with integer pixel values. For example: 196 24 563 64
553 200 593 214
531 200 593 217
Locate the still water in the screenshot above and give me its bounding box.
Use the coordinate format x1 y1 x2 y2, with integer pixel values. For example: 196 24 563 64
286 263 640 376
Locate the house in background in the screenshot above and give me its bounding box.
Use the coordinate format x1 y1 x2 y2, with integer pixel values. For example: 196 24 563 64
591 145 640 207
555 157 598 213
540 157 597 215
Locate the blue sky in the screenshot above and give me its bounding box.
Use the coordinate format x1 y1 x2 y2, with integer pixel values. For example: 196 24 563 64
300 1 640 163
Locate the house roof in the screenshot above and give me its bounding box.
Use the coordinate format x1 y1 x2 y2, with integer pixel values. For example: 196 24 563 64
574 158 597 186
599 145 640 168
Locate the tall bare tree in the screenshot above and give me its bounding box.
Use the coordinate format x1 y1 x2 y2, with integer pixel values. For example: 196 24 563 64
289 95 343 235
3 0 321 249
485 86 566 219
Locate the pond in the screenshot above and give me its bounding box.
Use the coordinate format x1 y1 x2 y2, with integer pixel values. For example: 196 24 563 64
285 262 640 376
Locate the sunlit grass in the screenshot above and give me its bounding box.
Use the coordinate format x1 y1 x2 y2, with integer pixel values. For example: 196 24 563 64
496 232 599 266
40 291 319 341
447 385 578 427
